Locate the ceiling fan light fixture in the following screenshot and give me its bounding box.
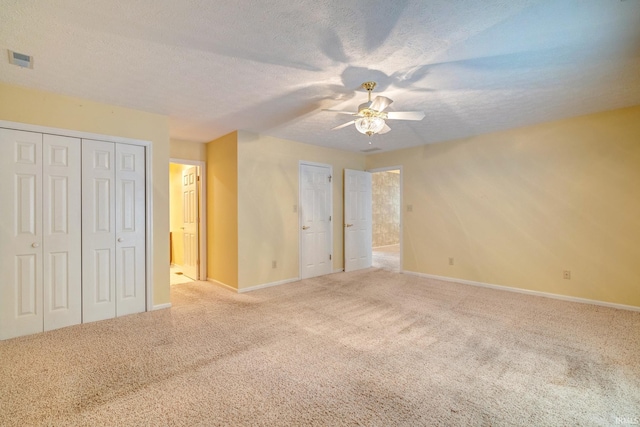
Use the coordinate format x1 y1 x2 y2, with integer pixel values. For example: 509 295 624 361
324 80 424 138
355 116 385 136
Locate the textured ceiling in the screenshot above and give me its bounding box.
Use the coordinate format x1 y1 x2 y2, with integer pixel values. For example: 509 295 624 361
1 0 639 152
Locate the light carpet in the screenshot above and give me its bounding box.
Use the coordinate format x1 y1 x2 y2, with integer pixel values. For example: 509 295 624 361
1 269 639 426
372 244 400 272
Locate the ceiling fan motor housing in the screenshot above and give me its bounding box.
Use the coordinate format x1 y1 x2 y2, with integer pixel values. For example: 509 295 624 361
358 102 388 119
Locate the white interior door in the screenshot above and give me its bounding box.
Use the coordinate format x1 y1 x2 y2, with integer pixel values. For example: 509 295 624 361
42 134 82 331
115 143 146 316
344 169 372 272
0 129 44 340
300 163 332 279
83 141 146 321
82 140 116 322
182 166 198 280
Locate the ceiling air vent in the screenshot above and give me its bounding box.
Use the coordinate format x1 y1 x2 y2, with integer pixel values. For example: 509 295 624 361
8 50 33 69
361 147 381 153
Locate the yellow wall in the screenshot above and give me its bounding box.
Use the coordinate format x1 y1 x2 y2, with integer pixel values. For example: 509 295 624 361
170 139 206 161
0 82 171 306
206 131 239 288
367 106 640 307
237 131 366 289
169 163 186 266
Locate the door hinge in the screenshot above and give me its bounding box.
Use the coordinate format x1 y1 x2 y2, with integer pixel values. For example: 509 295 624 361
329 254 332 260
328 175 332 183
329 215 332 221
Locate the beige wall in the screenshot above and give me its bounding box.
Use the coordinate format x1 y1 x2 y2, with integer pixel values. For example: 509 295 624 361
170 139 206 161
237 131 366 289
206 131 239 288
367 106 640 308
169 163 187 266
0 82 171 306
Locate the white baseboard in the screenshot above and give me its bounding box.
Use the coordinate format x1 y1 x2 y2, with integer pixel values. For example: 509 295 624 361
207 278 237 292
207 277 300 293
238 277 300 293
403 271 640 312
373 244 400 249
152 303 172 310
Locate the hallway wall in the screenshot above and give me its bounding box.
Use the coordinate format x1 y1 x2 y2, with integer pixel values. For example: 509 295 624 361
372 171 400 247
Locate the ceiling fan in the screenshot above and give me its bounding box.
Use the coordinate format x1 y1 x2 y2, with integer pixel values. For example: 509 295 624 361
324 81 425 137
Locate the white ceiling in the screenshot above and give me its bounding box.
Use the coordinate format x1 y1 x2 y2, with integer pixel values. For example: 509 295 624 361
1 0 639 153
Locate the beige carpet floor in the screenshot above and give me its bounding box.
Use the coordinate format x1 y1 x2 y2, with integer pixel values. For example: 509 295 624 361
1 269 639 426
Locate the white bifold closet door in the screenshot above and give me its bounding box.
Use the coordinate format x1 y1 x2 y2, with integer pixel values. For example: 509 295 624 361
82 140 146 323
0 129 82 340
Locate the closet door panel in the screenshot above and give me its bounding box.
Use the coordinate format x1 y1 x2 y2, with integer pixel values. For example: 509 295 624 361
0 129 43 340
43 134 81 331
1 125 149 340
115 144 146 316
82 140 116 323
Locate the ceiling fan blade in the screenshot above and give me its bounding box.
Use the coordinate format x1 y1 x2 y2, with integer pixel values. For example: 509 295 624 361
322 109 357 115
386 111 425 121
378 123 391 134
332 120 356 131
369 96 393 112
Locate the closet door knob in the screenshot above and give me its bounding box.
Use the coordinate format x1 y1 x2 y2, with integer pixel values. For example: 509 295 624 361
117 237 124 242
31 243 40 248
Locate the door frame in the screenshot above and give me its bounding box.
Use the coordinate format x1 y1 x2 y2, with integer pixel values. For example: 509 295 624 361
367 165 403 272
298 161 333 280
170 158 207 281
0 120 156 311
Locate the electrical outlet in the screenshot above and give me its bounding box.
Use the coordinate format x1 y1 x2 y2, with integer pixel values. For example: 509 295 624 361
563 270 571 280
449 257 454 266
407 204 413 212
272 260 277 268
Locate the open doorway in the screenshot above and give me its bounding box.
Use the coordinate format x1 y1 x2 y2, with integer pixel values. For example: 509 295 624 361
169 159 207 284
370 167 401 272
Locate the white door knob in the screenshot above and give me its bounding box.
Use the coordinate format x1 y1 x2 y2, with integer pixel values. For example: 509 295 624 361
31 242 40 248
117 237 124 242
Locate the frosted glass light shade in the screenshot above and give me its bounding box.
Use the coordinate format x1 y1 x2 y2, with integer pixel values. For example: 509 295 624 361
355 117 385 136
